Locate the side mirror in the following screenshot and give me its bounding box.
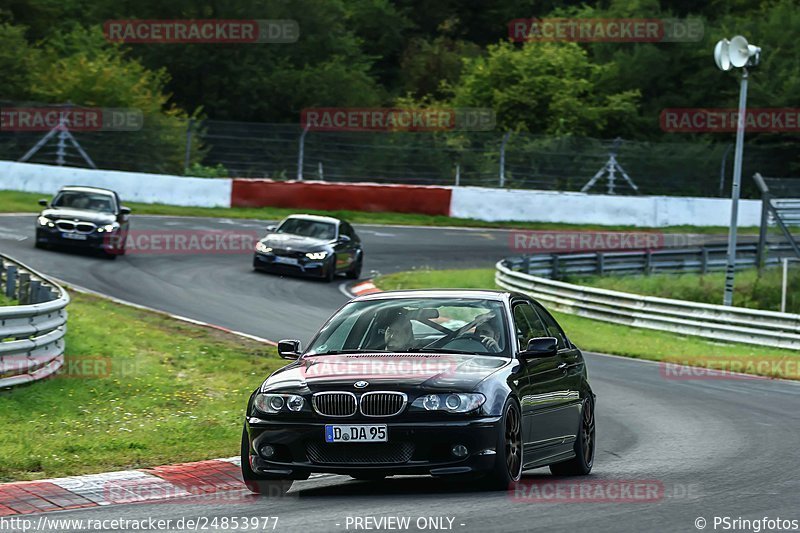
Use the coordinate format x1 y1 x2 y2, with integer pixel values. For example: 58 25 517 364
277 339 301 360
38 199 48 207
521 337 558 360
120 206 131 215
338 234 351 243
266 225 276 233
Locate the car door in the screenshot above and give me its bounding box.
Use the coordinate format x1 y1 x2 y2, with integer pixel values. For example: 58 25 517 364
532 302 584 445
331 223 350 271
512 300 573 466
335 222 358 270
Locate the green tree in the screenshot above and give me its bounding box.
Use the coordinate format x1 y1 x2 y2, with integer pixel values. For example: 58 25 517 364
451 40 640 136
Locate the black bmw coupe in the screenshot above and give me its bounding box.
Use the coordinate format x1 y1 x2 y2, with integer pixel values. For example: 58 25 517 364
242 289 596 495
253 214 363 281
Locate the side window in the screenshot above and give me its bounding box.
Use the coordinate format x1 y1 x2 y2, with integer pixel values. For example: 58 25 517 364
512 303 548 350
342 222 357 241
533 304 567 350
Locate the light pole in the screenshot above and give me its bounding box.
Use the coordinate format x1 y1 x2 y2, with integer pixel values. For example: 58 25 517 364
714 36 761 306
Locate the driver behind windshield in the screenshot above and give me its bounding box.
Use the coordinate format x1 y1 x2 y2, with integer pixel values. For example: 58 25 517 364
384 313 414 351
474 312 504 353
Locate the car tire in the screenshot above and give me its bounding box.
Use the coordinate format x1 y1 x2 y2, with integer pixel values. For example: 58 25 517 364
324 255 337 282
549 398 595 476
483 398 523 490
345 254 363 280
240 426 293 496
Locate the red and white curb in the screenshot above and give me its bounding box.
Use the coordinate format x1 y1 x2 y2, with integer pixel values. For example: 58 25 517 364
0 457 244 516
347 280 382 297
0 458 336 516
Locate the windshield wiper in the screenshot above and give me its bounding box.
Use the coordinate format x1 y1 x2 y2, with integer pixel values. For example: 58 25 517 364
307 349 392 356
403 348 477 355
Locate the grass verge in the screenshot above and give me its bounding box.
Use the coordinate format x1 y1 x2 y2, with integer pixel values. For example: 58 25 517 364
570 267 800 314
374 268 800 380
0 292 282 482
0 189 757 234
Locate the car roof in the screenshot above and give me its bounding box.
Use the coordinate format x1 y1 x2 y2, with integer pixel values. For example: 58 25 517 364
58 186 116 196
284 214 341 225
353 289 512 303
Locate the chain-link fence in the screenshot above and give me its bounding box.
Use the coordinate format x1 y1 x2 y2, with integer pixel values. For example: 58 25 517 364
2 102 797 198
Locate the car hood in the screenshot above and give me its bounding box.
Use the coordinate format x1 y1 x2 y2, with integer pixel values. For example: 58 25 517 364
41 208 116 225
262 353 510 392
259 233 333 252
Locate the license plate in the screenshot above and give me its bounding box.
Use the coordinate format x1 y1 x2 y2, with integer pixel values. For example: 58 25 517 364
273 256 298 265
325 424 387 443
62 233 87 240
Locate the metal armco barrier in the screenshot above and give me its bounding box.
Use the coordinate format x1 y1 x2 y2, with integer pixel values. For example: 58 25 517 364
0 254 69 388
496 260 800 350
507 243 796 279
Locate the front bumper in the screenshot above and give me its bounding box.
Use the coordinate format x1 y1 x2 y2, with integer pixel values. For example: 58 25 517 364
244 416 502 478
253 252 328 278
35 226 115 251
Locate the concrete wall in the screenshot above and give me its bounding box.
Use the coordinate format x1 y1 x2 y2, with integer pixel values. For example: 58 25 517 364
232 179 452 215
0 161 762 226
0 161 232 208
449 187 762 227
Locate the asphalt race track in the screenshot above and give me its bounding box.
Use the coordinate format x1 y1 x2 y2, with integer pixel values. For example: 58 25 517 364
1 214 798 533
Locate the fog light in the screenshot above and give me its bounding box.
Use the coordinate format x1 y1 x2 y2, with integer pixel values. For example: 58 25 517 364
451 444 468 458
259 444 276 459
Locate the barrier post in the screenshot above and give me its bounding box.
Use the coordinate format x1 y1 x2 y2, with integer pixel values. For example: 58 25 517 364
29 280 41 304
551 255 560 279
5 265 17 299
19 272 30 304
781 258 789 313
183 118 194 174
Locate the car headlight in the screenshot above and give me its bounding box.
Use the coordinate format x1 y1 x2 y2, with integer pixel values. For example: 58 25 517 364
411 393 485 413
37 216 55 227
255 242 272 253
97 223 119 233
305 251 328 260
253 393 305 414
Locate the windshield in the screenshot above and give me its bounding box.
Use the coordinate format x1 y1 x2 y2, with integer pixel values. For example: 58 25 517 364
51 191 116 213
306 297 510 357
276 218 336 240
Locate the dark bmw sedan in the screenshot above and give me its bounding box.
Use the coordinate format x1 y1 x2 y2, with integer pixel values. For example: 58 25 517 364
242 289 596 495
253 214 363 281
35 186 130 258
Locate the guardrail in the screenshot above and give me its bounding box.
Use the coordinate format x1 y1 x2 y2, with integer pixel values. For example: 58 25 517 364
0 254 69 388
496 259 800 350
506 243 796 279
